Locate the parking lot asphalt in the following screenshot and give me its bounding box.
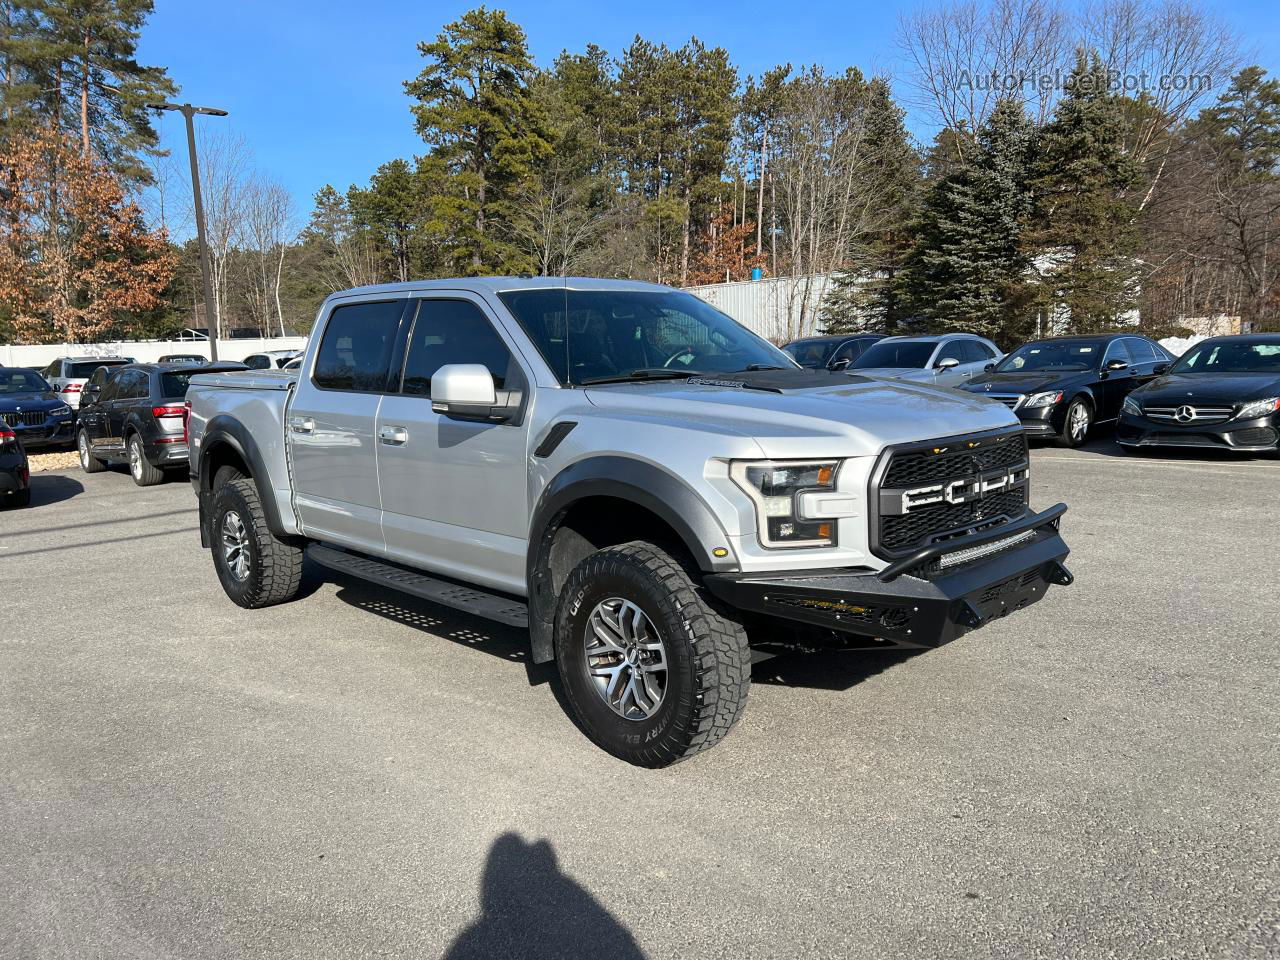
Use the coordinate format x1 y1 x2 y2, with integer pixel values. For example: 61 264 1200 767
1 441 1277 960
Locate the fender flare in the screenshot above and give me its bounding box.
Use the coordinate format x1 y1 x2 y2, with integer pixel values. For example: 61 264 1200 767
198 415 288 538
524 456 739 663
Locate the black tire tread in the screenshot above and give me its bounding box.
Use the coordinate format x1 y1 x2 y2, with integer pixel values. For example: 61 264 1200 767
556 540 750 767
213 478 303 608
129 434 165 486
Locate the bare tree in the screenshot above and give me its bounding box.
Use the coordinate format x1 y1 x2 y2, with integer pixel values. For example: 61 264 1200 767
192 131 251 339
509 167 609 276
242 175 295 335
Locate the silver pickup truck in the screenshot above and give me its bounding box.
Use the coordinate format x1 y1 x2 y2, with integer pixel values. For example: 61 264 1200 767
186 278 1072 767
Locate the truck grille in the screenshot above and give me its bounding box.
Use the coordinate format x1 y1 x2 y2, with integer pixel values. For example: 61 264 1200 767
1 411 46 426
872 431 1030 558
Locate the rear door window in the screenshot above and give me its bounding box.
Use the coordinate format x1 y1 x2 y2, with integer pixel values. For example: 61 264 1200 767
1127 338 1159 363
1103 340 1133 366
313 299 407 392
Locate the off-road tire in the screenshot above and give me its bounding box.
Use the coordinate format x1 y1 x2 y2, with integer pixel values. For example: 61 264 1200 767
554 540 751 767
128 434 165 486
210 478 303 608
77 429 105 473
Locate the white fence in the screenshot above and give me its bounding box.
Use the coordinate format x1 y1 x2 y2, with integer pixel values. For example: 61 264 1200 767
0 336 308 369
684 273 838 342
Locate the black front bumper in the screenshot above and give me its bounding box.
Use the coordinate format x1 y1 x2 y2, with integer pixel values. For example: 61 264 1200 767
8 418 74 449
1117 413 1279 451
705 505 1071 648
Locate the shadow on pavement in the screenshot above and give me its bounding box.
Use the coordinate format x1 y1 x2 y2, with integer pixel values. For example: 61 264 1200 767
26 473 84 508
444 833 646 960
751 647 920 691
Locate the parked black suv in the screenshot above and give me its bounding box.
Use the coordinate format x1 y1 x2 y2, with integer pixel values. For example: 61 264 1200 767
76 362 246 485
1118 334 1280 454
962 334 1173 447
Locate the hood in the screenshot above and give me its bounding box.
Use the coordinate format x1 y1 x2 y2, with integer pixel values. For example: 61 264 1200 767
0 391 62 410
1133 371 1280 406
963 370 1089 394
846 367 933 382
584 376 1018 458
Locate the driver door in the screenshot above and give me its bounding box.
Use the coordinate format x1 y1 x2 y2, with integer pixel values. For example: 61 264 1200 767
375 294 532 594
1097 339 1136 419
931 340 970 386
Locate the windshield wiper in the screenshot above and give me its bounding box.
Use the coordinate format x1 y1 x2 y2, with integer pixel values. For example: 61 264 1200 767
738 363 788 371
579 368 704 385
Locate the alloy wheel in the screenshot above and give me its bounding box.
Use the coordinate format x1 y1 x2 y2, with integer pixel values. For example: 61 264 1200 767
584 597 668 721
1069 402 1090 442
78 432 89 469
129 439 143 479
221 510 251 582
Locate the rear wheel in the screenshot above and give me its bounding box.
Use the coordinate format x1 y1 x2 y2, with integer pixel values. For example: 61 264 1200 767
554 541 751 767
77 430 105 473
210 478 303 608
3 488 30 508
128 435 165 486
1057 397 1092 448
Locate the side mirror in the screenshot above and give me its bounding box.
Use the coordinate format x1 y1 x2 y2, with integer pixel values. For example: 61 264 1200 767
1153 362 1169 375
430 364 515 421
1105 359 1128 371
984 362 996 372
829 358 851 371
935 357 961 370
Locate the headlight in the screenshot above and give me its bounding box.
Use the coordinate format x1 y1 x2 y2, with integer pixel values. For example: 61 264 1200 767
730 460 839 548
1024 391 1063 409
1122 395 1142 416
51 404 71 416
1236 397 1279 419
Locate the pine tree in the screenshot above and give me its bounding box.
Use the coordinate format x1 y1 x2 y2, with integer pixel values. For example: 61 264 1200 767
1026 50 1143 333
405 7 551 274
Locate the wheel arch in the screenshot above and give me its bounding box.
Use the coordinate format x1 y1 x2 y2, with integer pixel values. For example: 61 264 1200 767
198 416 287 539
525 457 739 664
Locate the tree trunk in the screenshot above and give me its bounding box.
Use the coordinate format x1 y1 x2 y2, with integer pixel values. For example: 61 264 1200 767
756 123 767 255
80 30 91 157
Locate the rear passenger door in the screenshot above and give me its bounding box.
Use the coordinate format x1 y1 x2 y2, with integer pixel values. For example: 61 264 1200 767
288 298 409 554
375 294 532 594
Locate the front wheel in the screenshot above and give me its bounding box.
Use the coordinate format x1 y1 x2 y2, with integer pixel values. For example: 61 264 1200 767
554 541 751 767
78 430 105 473
210 478 303 608
1057 398 1092 448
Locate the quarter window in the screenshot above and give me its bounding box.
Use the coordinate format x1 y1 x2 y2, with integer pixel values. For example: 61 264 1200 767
399 299 514 395
313 299 406 392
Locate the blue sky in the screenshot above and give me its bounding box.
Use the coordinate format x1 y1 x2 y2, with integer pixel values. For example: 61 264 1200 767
139 0 1279 225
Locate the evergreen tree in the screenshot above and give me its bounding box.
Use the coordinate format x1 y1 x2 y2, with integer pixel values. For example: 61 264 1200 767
894 99 1036 342
1026 50 1143 332
405 7 550 274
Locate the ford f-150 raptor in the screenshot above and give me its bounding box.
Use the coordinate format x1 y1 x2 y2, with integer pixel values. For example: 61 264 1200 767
186 278 1072 767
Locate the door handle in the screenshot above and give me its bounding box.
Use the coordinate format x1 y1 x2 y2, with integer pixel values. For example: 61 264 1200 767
379 425 408 445
289 417 314 434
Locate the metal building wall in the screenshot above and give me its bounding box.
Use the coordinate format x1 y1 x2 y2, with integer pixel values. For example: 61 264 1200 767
683 273 838 343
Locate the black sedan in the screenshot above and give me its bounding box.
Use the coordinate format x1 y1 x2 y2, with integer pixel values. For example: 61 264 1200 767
1118 334 1280 454
1 419 30 508
961 334 1173 447
0 367 75 450
782 334 884 371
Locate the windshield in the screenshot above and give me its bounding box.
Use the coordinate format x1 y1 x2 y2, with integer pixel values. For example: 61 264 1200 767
997 340 1104 372
851 341 936 370
1169 340 1280 375
69 359 128 378
0 370 52 393
497 288 794 385
783 340 839 369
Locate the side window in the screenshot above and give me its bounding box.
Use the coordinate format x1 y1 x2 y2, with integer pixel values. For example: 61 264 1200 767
244 355 269 370
399 299 514 396
1128 338 1159 363
829 341 860 366
313 299 405 392
957 341 985 363
99 370 124 403
935 341 966 365
1103 339 1133 366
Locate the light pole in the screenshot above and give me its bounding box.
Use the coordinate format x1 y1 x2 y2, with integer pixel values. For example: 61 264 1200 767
152 102 228 361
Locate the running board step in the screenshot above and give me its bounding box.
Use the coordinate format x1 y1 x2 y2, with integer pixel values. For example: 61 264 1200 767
307 545 529 628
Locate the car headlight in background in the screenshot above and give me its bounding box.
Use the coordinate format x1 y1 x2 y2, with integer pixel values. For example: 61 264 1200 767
730 460 839 548
1122 395 1142 416
1235 397 1279 419
51 404 72 416
1024 391 1064 409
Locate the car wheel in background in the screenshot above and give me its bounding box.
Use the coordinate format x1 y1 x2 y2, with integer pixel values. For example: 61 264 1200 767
78 430 106 473
209 478 303 608
127 435 165 486
1057 398 1092 448
554 540 751 768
